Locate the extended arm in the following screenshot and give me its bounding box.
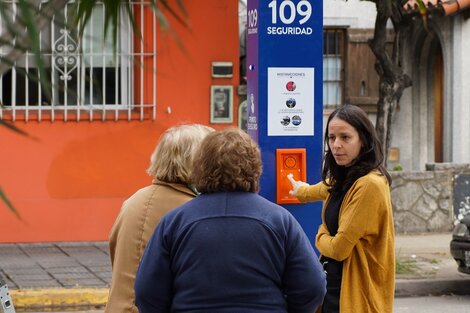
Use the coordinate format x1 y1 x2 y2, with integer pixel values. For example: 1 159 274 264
288 174 329 203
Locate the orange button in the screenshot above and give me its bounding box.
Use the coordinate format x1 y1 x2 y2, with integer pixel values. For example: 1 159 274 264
276 148 306 204
285 156 297 168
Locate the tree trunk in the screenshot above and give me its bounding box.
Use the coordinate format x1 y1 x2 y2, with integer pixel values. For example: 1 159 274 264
368 0 412 166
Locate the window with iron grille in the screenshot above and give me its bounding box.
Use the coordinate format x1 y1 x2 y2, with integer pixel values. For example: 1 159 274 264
0 0 157 121
323 28 345 109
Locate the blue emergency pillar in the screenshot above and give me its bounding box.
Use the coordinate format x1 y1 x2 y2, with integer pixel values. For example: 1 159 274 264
246 0 323 246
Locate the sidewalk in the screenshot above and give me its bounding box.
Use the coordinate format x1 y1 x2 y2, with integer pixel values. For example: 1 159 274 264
1 233 470 312
0 242 110 312
394 232 470 297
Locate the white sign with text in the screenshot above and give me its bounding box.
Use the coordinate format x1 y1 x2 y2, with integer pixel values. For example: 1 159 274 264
267 67 314 136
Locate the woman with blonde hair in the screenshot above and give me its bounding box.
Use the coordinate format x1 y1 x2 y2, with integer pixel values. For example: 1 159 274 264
105 124 214 313
135 128 326 313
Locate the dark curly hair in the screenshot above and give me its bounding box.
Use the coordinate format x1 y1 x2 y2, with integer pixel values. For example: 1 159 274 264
323 105 391 193
191 128 262 193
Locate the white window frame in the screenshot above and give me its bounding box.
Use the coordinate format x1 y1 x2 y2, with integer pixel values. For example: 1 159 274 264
0 0 157 121
323 28 345 109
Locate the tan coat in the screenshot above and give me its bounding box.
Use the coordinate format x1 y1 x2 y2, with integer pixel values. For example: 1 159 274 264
296 171 395 313
104 180 197 313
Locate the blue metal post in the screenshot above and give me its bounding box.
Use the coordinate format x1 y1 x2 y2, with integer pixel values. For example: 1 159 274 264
246 0 323 246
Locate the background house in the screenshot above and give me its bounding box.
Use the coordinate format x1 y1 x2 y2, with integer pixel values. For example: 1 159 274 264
396 0 470 170
323 0 470 170
0 0 242 243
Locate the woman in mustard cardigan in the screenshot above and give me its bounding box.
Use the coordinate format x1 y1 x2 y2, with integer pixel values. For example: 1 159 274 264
289 104 395 313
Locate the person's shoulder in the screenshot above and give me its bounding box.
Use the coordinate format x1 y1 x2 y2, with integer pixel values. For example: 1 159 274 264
122 184 172 208
354 170 389 193
250 193 299 222
357 170 387 183
247 193 286 210
110 185 158 232
158 192 206 222
130 184 156 198
121 185 155 209
123 183 192 216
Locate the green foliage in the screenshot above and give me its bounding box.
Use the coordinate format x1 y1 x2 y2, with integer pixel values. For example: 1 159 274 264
0 120 34 221
415 0 429 31
392 164 403 171
17 0 49 98
0 0 189 76
395 258 418 275
0 187 23 221
0 120 36 139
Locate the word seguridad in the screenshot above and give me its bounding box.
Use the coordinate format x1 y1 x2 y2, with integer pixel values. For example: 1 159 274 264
267 26 313 35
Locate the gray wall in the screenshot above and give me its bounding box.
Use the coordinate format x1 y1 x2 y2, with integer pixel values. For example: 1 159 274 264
391 163 470 233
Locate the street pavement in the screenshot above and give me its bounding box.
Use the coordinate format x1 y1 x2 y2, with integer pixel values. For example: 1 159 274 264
1 233 470 312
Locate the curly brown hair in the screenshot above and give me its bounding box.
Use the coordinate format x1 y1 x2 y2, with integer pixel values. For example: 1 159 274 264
191 128 262 193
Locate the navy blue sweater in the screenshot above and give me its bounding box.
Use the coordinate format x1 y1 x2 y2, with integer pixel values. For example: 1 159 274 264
135 192 326 313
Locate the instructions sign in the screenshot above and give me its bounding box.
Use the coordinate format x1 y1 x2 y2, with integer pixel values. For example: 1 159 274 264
268 67 314 136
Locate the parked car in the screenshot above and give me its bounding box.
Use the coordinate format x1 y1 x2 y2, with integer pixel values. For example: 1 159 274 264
450 215 470 274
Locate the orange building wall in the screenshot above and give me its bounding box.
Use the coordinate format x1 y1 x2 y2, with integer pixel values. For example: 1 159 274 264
0 0 240 243
155 1 241 130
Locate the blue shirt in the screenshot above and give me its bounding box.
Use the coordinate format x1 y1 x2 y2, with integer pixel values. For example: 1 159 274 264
135 192 326 313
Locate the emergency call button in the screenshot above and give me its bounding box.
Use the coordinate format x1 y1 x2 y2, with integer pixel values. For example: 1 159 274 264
284 156 297 168
276 148 307 204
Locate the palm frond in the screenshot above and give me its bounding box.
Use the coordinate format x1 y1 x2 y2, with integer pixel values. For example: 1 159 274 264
0 0 190 221
148 1 190 57
0 120 38 140
0 0 190 76
153 0 189 28
72 1 189 62
16 0 51 100
0 118 35 223
0 187 23 222
0 0 68 102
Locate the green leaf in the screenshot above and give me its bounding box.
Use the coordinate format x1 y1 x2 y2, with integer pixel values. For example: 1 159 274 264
153 0 190 27
148 1 190 57
16 0 52 102
0 120 38 141
0 187 23 221
0 120 27 136
415 0 429 30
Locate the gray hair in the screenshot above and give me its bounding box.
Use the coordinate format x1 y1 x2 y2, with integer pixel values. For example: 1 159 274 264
147 124 214 184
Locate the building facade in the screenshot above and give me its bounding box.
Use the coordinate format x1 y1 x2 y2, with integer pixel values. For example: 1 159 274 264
0 0 241 243
1 0 468 242
323 0 470 170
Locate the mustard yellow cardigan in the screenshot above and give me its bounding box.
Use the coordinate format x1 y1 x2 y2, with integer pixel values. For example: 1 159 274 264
296 170 395 313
